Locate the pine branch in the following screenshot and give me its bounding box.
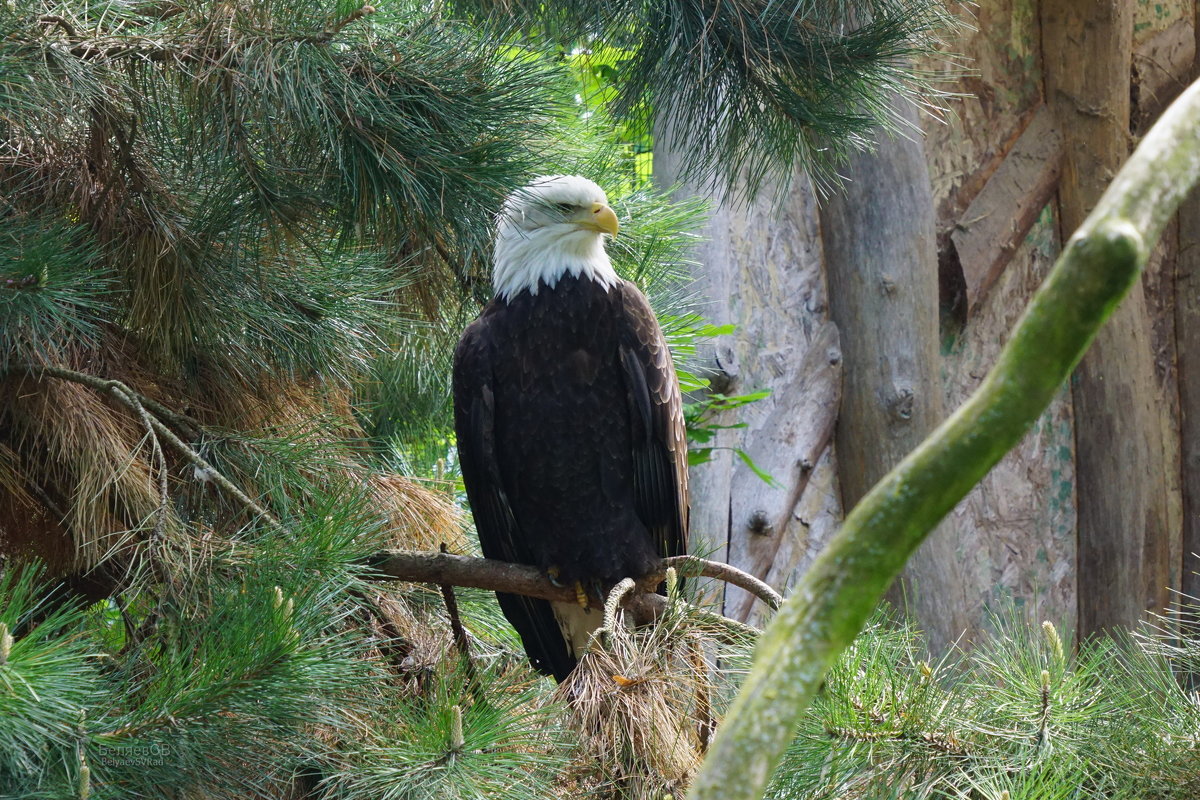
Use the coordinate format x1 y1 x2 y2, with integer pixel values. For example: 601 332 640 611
9 365 283 533
31 5 379 62
9 364 771 641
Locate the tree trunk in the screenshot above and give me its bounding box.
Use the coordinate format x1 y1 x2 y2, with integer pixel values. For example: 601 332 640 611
1180 191 1200 607
1041 0 1173 635
820 97 970 654
1179 6 1200 608
653 154 844 628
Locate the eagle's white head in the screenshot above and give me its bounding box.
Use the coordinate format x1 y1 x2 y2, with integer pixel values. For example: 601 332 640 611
492 175 620 301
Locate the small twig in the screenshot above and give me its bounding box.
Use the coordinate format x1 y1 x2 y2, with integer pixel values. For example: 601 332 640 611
38 14 79 39
438 543 475 679
11 366 283 534
110 385 169 542
662 555 783 610
321 5 375 38
130 1 185 22
25 365 202 437
143 412 284 533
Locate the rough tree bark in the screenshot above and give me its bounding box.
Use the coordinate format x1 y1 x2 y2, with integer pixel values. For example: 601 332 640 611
1179 5 1200 608
652 153 843 629
1181 191 1200 605
1041 0 1173 634
820 98 971 653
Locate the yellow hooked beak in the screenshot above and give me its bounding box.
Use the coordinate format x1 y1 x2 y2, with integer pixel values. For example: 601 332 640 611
578 201 619 237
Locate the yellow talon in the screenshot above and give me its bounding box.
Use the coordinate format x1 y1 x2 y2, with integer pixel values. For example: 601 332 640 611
575 581 589 609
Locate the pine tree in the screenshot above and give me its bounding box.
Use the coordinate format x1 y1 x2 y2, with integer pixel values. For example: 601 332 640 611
0 1 954 797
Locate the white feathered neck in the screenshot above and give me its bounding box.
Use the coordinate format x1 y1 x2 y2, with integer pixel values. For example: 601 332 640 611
492 175 619 301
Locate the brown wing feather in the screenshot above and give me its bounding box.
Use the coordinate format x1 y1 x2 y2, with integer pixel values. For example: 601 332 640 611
616 281 689 560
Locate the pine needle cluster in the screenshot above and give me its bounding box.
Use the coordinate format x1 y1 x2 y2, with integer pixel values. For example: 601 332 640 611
448 0 960 194
768 608 1200 799
556 576 756 800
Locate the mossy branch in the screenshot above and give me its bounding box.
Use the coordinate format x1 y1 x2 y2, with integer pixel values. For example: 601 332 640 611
689 78 1200 800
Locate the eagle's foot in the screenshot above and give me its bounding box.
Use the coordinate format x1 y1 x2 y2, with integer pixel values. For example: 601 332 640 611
574 581 589 610
546 566 563 587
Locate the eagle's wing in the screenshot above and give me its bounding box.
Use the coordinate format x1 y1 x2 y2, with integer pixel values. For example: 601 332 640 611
452 318 576 680
616 281 690 561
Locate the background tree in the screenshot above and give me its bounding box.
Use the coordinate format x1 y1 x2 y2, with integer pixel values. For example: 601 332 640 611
0 1 952 798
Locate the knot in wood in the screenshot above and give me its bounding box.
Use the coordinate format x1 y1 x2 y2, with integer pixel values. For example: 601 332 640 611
708 345 739 393
888 386 915 421
747 509 773 536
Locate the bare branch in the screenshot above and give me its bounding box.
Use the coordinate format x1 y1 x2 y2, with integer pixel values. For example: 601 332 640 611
438 542 475 679
366 549 782 612
663 555 782 610
38 15 79 39
366 549 581 603
111 385 169 542
322 5 376 39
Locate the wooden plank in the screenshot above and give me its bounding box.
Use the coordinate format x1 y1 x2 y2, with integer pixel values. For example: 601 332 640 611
1132 19 1196 134
950 106 1063 315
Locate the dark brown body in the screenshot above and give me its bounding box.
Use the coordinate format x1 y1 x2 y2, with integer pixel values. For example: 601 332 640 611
453 274 688 680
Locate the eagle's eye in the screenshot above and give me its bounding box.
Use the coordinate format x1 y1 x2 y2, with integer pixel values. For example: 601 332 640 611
552 202 576 214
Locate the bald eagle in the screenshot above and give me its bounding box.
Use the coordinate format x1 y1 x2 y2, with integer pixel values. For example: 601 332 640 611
452 175 689 681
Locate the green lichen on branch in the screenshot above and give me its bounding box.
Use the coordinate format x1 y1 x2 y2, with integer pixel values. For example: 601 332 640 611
689 79 1200 800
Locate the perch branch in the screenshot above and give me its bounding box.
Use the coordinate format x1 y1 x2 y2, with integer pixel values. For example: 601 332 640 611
689 79 1200 800
367 549 783 612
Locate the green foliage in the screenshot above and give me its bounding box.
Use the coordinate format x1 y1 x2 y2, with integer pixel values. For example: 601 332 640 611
0 564 95 786
324 663 568 800
0 216 114 371
451 0 958 194
766 608 1200 800
0 501 395 800
684 387 778 487
0 0 560 377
